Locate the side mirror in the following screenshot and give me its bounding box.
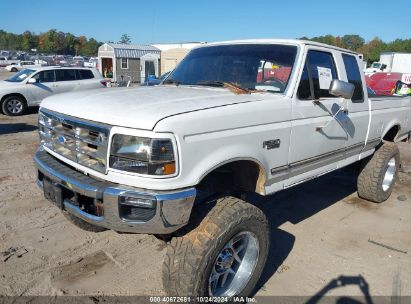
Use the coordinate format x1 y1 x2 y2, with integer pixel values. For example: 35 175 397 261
329 79 354 99
27 78 37 84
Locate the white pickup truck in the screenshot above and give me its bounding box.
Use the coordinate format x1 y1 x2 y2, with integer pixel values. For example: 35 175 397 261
0 56 18 67
34 39 411 297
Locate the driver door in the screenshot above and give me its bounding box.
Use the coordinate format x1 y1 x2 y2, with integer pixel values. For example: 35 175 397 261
287 48 349 186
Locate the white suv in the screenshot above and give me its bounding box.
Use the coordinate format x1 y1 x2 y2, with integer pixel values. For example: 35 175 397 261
0 67 106 116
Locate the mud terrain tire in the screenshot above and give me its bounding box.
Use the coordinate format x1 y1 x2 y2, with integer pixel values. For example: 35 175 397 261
163 196 270 296
357 142 400 203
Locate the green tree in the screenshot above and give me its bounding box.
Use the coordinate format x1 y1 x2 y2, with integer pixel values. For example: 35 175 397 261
359 37 388 64
118 33 131 44
311 34 337 46
64 33 76 54
341 34 365 51
0 29 103 55
38 29 58 53
83 38 100 56
22 31 36 51
54 31 67 54
387 39 411 53
75 35 87 55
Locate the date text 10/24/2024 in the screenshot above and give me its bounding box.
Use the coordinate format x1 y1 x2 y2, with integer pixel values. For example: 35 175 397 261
149 297 257 303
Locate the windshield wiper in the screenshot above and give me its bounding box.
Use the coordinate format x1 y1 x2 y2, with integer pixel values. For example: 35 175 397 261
162 78 181 86
195 80 250 94
247 88 278 94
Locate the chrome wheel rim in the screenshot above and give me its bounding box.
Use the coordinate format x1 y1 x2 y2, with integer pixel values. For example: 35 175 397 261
382 157 396 191
6 99 23 114
208 231 259 297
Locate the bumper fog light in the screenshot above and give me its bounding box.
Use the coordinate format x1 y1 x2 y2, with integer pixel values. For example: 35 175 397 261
120 195 156 209
119 194 157 222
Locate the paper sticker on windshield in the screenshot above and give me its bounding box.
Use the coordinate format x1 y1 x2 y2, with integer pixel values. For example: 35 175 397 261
402 73 411 84
18 74 27 79
318 67 332 90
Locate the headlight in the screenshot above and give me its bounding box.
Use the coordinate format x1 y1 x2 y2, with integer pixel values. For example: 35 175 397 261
109 134 176 176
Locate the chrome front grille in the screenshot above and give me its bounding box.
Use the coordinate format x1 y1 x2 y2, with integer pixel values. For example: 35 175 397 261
38 109 110 173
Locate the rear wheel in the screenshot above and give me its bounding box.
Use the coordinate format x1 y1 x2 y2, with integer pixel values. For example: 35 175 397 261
2 95 27 116
357 142 400 203
11 67 17 72
162 196 269 296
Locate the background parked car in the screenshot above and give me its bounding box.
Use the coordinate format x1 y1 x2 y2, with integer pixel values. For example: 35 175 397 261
5 61 41 72
71 56 85 67
0 56 18 67
84 57 98 68
0 67 106 116
365 72 402 96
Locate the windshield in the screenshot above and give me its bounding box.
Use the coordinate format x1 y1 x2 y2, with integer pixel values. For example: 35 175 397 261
5 69 36 82
165 44 298 93
371 63 381 68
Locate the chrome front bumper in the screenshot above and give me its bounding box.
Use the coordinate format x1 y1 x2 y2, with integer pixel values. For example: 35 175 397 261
34 149 196 234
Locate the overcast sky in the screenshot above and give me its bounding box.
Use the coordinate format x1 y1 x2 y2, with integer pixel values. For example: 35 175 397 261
1 0 410 44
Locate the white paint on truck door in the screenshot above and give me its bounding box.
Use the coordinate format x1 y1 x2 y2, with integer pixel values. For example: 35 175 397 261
287 48 348 186
339 53 370 155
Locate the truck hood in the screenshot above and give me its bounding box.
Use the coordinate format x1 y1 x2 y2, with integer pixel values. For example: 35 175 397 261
40 86 264 130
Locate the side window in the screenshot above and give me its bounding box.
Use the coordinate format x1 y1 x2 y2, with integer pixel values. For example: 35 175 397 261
33 70 55 83
121 58 128 69
55 69 77 81
297 50 338 99
78 69 94 79
342 54 364 102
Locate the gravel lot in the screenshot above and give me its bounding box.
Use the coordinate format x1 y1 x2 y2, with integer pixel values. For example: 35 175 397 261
0 67 410 300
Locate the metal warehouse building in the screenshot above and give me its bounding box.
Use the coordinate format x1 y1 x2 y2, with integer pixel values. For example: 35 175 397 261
98 43 161 83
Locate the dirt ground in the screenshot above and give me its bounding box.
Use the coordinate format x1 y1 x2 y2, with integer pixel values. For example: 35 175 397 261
0 67 410 300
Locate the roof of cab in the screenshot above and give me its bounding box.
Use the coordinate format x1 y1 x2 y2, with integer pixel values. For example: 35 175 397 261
203 39 359 55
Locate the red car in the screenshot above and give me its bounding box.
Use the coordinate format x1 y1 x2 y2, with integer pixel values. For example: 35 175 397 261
365 72 402 96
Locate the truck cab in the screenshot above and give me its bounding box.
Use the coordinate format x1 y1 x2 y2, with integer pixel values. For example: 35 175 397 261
365 61 387 73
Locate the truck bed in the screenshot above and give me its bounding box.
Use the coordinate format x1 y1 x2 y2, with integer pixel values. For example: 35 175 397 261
369 95 411 142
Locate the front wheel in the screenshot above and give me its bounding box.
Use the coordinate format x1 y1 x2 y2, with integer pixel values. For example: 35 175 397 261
162 196 270 296
11 67 17 72
2 95 27 116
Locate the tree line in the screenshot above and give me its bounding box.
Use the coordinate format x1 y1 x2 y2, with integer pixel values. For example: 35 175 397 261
301 34 411 64
0 29 102 56
1 29 410 63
